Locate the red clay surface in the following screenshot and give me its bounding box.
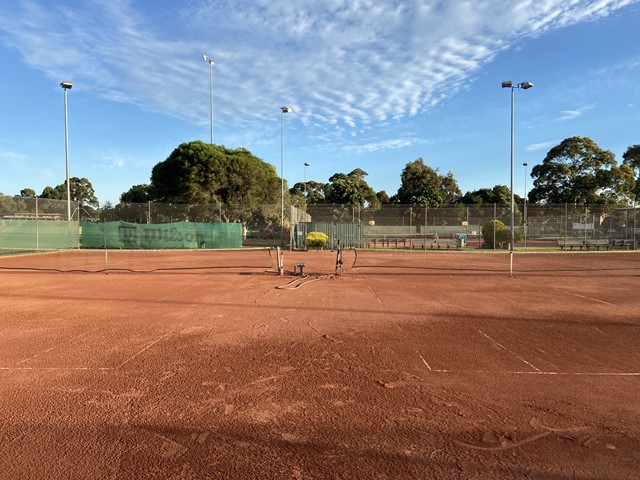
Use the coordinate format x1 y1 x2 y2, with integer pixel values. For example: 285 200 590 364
1 249 639 479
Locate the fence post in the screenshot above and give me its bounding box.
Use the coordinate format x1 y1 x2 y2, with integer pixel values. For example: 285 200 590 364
564 203 568 246
35 196 39 252
634 206 637 250
493 203 496 250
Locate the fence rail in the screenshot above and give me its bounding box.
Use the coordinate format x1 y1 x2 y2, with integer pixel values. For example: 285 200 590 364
1 194 638 249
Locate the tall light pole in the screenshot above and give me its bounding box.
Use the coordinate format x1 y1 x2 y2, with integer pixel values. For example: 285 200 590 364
60 81 72 221
202 54 215 144
501 80 533 251
304 162 310 201
280 106 292 248
523 162 528 248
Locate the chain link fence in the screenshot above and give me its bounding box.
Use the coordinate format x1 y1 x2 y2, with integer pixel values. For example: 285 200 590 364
312 203 639 249
1 194 638 249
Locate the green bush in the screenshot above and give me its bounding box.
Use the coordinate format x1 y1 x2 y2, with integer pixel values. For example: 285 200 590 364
482 220 521 249
306 231 328 249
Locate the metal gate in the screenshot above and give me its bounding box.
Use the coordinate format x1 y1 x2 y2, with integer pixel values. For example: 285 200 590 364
294 221 364 249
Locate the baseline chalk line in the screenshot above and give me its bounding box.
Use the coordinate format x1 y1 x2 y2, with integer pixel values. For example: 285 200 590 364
473 326 541 372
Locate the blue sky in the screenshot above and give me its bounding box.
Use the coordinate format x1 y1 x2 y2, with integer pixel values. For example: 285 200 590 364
1 0 639 205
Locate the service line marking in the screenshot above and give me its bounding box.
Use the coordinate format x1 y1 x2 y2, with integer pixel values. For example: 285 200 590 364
368 284 383 305
116 323 184 368
555 288 611 305
415 351 640 376
423 368 640 377
472 326 541 372
418 353 432 371
15 325 103 366
0 366 114 371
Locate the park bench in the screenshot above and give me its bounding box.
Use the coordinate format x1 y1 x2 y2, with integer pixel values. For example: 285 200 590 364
558 239 585 250
584 239 611 250
430 240 460 250
610 239 635 250
368 238 408 248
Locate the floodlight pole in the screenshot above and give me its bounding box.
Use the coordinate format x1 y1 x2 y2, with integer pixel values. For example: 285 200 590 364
60 81 73 221
502 80 533 252
203 54 215 144
523 162 528 248
509 85 515 251
280 107 292 248
304 162 310 200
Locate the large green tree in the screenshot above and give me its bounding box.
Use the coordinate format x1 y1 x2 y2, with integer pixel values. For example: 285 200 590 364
150 141 282 225
394 158 461 205
152 141 226 204
40 177 98 208
120 184 155 204
460 185 513 205
622 144 640 200
289 180 327 206
324 169 379 207
529 137 634 205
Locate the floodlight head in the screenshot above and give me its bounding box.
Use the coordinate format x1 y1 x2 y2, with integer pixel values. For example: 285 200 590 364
501 80 512 89
202 54 214 65
304 162 310 166
60 81 73 89
523 162 528 167
281 106 292 113
519 81 534 90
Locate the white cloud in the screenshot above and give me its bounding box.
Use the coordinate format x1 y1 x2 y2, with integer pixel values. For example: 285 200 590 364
0 150 27 161
100 153 127 169
0 0 635 150
556 105 595 121
343 137 420 155
526 141 558 152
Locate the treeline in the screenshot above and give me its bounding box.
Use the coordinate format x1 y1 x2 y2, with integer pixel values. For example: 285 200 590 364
5 137 639 217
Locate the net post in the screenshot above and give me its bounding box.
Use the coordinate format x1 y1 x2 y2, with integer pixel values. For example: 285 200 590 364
509 251 513 277
276 246 283 275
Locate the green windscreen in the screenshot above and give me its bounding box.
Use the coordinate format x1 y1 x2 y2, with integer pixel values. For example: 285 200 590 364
81 221 243 249
0 219 78 253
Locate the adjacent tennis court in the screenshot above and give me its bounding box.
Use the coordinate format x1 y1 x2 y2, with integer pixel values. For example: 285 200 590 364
1 249 639 479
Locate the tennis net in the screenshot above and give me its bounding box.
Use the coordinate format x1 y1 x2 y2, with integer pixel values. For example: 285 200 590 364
0 247 277 274
348 248 640 276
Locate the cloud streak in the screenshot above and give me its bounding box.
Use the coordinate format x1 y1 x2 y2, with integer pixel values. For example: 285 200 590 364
556 105 595 121
0 0 636 154
526 141 558 152
0 150 27 161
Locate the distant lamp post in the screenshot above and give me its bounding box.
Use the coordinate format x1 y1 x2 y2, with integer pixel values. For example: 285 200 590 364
523 162 528 248
60 81 73 221
304 162 310 201
202 54 215 144
280 106 292 248
501 80 533 251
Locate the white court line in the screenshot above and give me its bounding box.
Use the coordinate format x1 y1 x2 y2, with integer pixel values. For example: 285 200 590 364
0 367 113 371
472 326 541 372
555 288 611 305
115 323 184 368
368 285 383 305
415 353 640 376
1 323 186 372
15 325 103 366
418 353 432 371
425 368 640 377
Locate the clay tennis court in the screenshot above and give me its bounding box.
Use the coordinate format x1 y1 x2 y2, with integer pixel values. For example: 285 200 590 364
1 249 639 479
